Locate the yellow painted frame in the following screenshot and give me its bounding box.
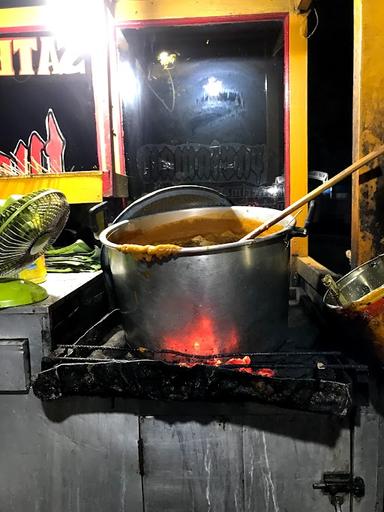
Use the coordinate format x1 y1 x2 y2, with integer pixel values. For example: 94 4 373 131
352 0 384 266
116 0 292 19
0 7 45 30
288 11 308 256
0 172 103 204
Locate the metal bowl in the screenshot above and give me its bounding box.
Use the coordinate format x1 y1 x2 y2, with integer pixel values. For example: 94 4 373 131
324 253 384 308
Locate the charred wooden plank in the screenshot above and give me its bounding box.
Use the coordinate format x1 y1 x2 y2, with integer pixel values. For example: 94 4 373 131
33 360 352 416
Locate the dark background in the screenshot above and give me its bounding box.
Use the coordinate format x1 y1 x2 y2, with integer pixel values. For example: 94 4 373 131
0 74 98 171
0 34 98 171
308 0 353 174
307 0 353 273
121 21 285 201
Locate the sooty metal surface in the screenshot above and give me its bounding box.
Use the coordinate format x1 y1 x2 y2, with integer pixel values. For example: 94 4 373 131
32 310 365 416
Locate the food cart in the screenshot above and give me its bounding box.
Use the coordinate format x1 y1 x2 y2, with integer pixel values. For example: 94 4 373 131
0 1 384 511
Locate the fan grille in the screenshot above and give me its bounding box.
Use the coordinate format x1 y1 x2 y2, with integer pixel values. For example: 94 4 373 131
0 190 70 275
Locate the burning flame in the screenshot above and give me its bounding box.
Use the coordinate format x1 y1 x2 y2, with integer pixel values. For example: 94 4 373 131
162 313 275 377
164 313 238 355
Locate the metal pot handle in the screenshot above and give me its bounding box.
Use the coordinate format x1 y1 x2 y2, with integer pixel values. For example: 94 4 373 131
89 201 109 240
288 200 316 239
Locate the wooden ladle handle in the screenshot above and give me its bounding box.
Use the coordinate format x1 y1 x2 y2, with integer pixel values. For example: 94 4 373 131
240 145 384 241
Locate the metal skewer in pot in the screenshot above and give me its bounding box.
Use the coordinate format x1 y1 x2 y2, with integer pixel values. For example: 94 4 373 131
239 145 384 242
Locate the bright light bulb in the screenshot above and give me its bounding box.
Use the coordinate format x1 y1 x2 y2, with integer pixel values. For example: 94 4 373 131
157 51 176 69
119 61 140 105
203 77 223 97
45 0 106 55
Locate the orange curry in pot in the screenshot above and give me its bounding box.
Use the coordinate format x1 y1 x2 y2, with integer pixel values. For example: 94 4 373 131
110 211 285 262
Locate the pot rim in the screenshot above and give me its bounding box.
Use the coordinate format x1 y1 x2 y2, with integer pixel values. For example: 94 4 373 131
99 205 296 257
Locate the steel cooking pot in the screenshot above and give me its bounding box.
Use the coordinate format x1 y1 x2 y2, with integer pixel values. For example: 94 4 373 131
100 206 303 355
97 185 232 305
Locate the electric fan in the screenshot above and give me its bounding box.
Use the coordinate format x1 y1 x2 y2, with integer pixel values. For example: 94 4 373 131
0 189 70 308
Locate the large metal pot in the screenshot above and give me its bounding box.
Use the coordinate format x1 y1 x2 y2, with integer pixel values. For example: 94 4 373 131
100 206 299 355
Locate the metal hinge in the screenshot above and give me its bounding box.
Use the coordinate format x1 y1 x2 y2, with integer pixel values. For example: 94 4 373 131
313 472 365 511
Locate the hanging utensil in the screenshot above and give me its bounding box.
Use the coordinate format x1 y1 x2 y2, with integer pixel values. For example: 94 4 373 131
239 145 384 242
322 274 350 307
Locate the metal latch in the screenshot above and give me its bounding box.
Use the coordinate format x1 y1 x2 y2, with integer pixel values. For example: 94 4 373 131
313 472 365 511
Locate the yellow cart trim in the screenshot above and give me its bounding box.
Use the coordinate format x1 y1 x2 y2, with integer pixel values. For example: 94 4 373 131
115 0 293 20
288 12 308 256
352 0 384 265
0 2 295 28
0 7 46 30
0 172 103 204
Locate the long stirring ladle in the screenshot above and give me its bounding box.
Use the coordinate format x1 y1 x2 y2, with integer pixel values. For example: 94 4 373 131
239 146 384 242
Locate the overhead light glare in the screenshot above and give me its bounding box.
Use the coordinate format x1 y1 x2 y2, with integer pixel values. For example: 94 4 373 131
203 77 223 97
45 0 106 55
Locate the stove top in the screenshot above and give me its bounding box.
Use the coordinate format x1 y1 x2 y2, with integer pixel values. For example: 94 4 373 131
32 310 368 416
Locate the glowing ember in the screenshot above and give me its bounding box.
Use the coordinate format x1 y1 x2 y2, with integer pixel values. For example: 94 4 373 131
254 368 276 377
164 314 238 355
179 355 276 377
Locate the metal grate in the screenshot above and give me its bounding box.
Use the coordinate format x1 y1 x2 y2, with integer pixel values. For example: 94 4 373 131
46 309 367 381
33 309 368 414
